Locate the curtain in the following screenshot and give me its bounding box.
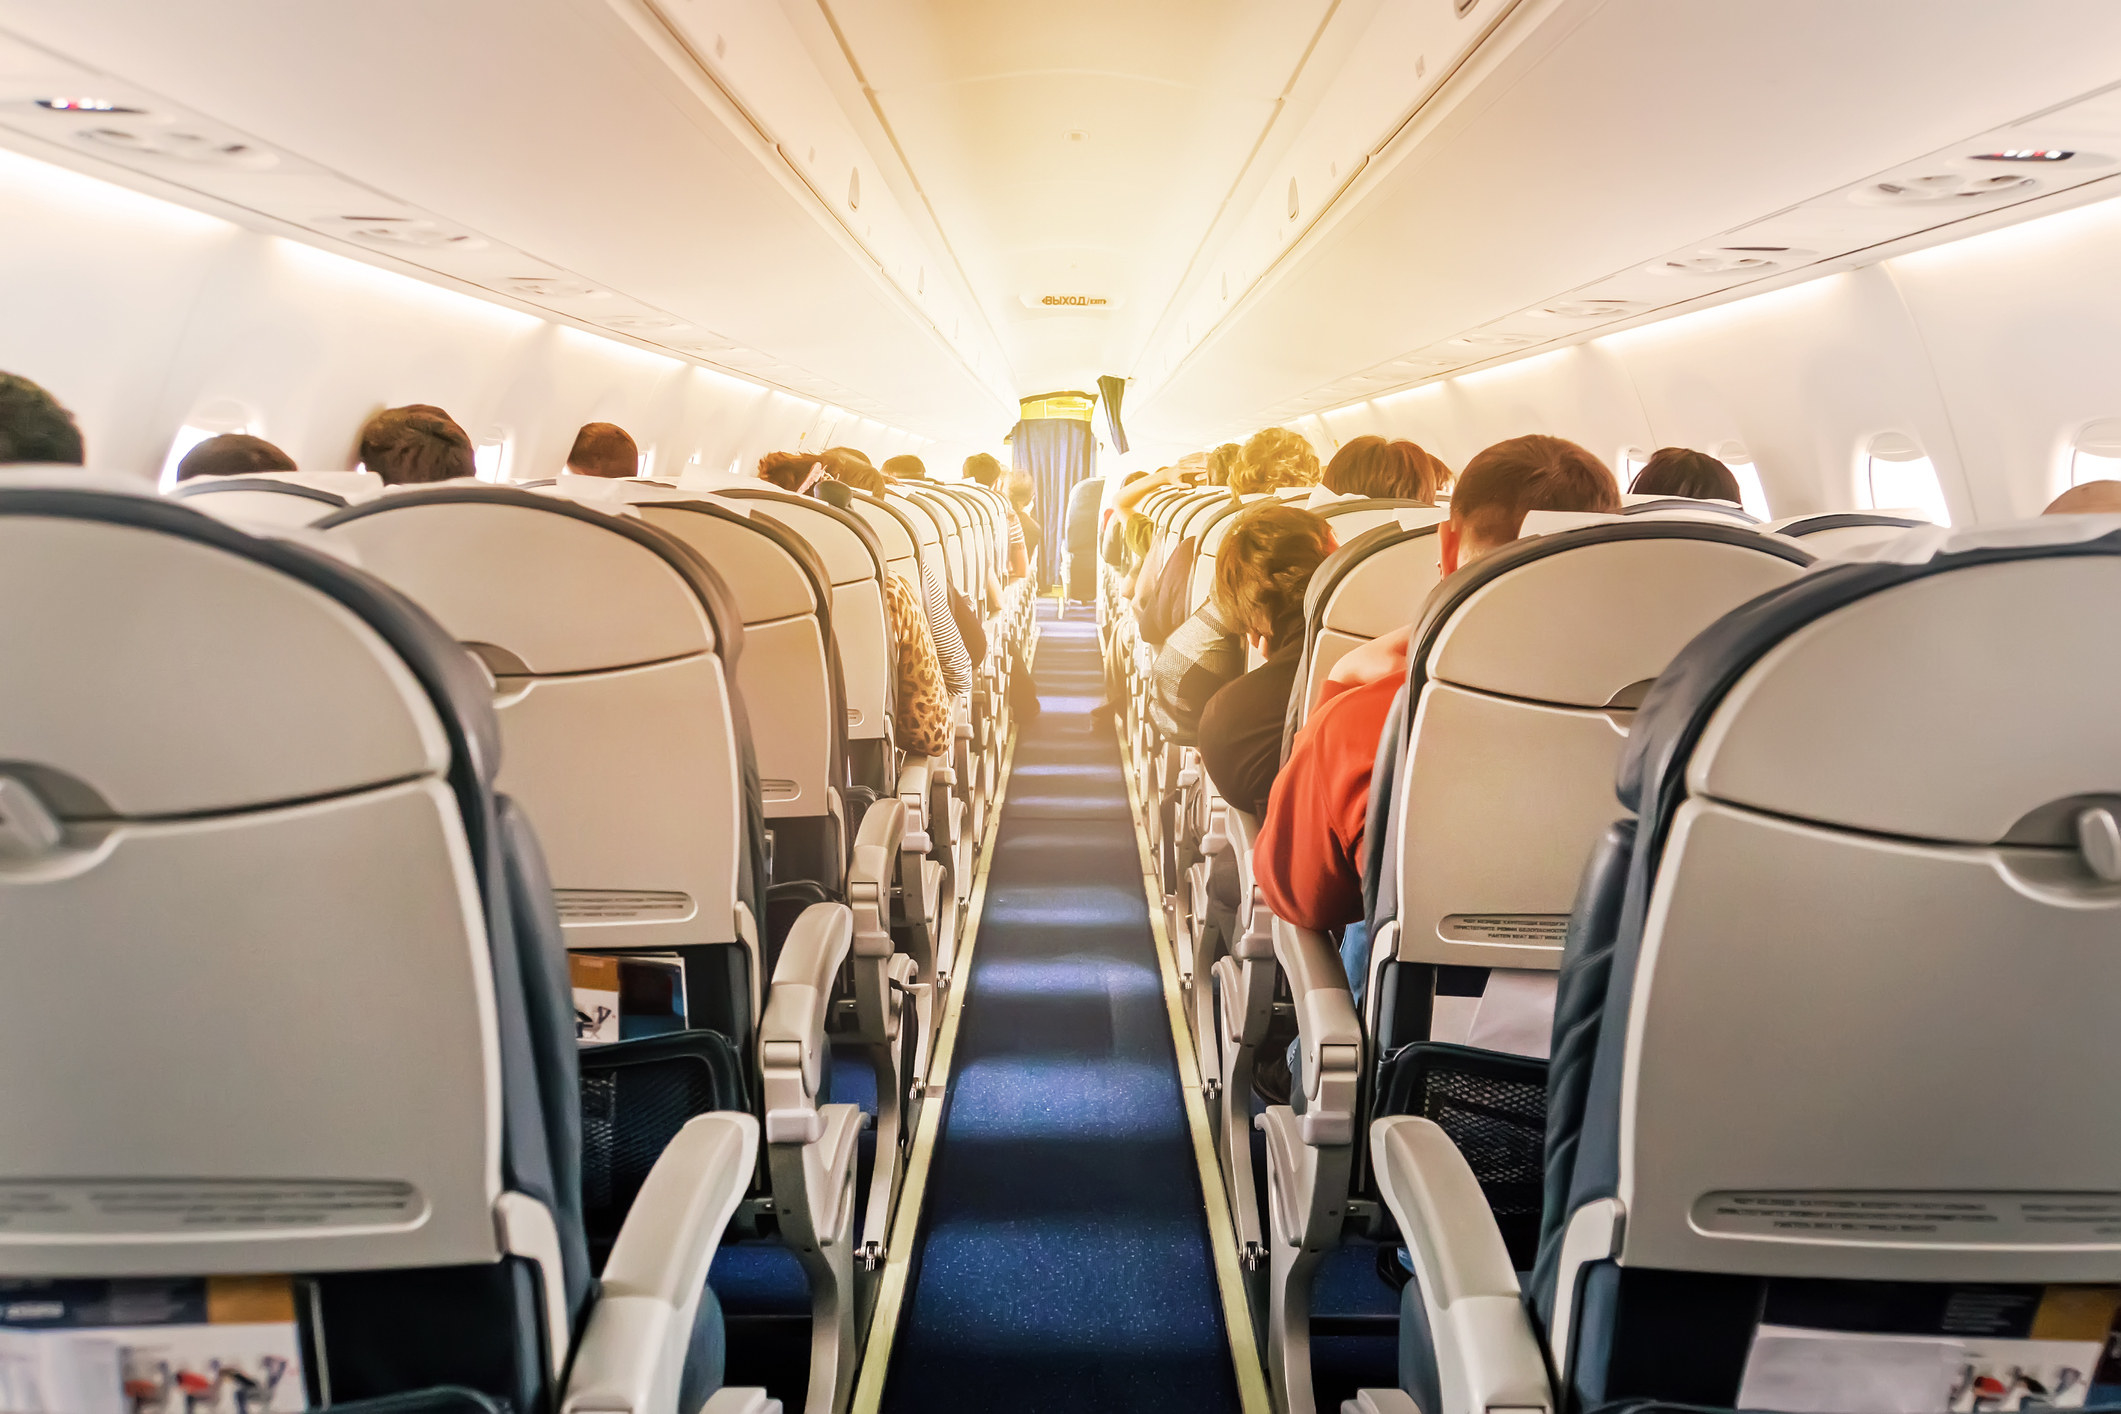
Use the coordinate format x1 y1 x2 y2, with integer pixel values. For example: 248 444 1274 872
1010 417 1096 588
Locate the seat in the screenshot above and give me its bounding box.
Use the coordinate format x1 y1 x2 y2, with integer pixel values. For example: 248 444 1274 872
315 486 865 1414
0 483 772 1414
1362 516 2121 1414
1260 520 1815 1414
169 471 385 529
1618 494 1757 523
1768 510 1925 556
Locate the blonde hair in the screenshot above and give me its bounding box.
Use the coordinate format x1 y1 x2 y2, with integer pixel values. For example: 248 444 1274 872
1230 426 1321 495
1214 501 1335 643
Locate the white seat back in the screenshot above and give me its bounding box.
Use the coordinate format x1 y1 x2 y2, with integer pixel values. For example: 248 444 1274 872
1292 519 1445 731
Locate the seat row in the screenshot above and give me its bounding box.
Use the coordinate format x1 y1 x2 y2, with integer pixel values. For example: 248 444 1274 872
1106 481 2121 1414
0 463 1035 1414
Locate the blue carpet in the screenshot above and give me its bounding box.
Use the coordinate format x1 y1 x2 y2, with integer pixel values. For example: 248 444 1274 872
881 606 1241 1413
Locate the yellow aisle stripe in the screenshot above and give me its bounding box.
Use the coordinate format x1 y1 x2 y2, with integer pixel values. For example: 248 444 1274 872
849 626 1034 1413
1116 719 1275 1414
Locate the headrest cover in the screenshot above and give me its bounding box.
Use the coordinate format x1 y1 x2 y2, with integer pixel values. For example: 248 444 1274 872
1421 523 1811 708
320 486 736 676
636 501 820 624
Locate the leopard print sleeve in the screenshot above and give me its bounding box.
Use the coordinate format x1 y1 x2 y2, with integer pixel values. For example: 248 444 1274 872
883 572 953 759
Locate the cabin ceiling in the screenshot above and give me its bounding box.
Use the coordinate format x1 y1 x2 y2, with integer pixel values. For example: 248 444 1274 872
2 0 2121 451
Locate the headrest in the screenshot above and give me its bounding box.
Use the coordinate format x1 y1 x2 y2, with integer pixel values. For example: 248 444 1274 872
886 491 944 547
1518 509 1624 537
170 476 350 529
707 487 884 586
252 470 386 502
1303 521 1443 628
318 486 736 677
635 500 822 624
544 471 684 505
846 492 920 562
0 486 494 819
1417 522 1812 710
1620 496 1757 524
1625 520 2121 844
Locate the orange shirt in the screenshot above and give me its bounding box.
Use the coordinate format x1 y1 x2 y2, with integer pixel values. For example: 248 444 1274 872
1254 672 1402 933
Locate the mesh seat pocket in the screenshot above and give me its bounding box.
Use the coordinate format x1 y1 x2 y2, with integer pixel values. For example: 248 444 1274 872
578 1030 747 1265
1376 1041 1548 1270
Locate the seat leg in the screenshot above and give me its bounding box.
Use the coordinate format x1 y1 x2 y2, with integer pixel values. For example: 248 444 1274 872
767 1107 862 1414
1265 1125 1354 1414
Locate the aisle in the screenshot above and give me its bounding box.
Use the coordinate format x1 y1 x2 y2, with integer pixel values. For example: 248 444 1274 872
881 605 1241 1413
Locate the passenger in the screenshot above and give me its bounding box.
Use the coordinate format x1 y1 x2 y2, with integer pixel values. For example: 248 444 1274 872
1008 471 1042 571
1255 434 1619 945
2043 480 2121 514
1207 441 1242 487
880 564 954 759
966 451 1030 578
564 421 639 479
357 404 475 485
1064 473 1102 598
832 458 887 496
175 433 295 481
757 449 825 493
882 453 928 482
1196 504 1336 816
0 372 84 466
1312 435 1437 503
1628 445 1741 502
1228 426 1321 495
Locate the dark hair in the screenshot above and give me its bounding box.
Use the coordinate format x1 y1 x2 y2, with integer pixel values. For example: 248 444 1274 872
757 450 818 493
882 454 927 481
963 452 1003 487
1452 434 1619 545
1321 435 1435 501
566 421 639 479
1214 501 1335 646
176 433 296 481
0 372 84 466
1207 442 1242 487
1629 447 1741 502
357 404 474 485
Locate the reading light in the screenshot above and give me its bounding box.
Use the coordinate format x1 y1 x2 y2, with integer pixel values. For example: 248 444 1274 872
36 98 139 113
1973 149 2073 162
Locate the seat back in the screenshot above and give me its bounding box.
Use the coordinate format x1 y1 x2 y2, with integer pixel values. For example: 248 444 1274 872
631 499 845 887
1312 497 1448 547
708 487 893 758
1536 519 2121 1412
1287 519 1445 745
0 486 585 1410
1619 495 1757 524
1185 491 1283 620
169 471 383 528
1380 524 1811 991
1768 510 1925 556
318 487 763 1042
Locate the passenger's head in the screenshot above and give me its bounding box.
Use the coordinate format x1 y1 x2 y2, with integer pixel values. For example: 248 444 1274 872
1207 442 1242 487
1214 501 1336 648
1443 434 1619 573
1230 426 1321 495
565 421 639 479
0 372 84 466
836 459 887 495
1321 435 1436 502
1424 448 1456 497
175 433 295 481
963 452 1003 487
882 454 927 482
1006 471 1035 511
357 404 474 485
757 450 821 493
1630 446 1741 502
2043 480 2121 516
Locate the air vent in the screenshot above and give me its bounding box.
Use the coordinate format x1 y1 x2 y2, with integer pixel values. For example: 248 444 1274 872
1533 298 1652 320
1645 246 1812 277
1451 332 1538 348
1287 178 1300 222
1854 171 2037 205
848 167 861 211
502 276 604 299
317 215 486 250
601 314 681 331
75 121 276 170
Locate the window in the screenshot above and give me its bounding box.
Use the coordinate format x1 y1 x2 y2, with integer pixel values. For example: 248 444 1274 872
1861 433 1950 526
637 448 657 480
1619 447 1649 485
474 433 510 483
1716 442 1772 518
2069 420 2121 487
159 422 250 489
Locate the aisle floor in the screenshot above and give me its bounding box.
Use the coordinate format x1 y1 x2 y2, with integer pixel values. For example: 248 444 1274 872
881 605 1240 1413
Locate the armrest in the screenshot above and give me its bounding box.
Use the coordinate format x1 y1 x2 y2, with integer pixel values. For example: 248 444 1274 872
895 755 933 850
698 1392 778 1414
759 902 853 1144
1273 917 1361 1146
1369 1115 1553 1414
848 798 906 959
561 1112 760 1414
1342 1393 1421 1414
